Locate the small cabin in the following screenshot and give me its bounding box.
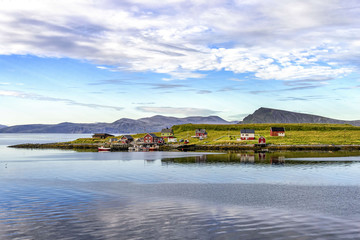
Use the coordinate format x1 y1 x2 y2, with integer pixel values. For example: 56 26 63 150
270 127 285 137
109 138 118 143
240 129 255 140
92 133 115 139
120 135 134 144
195 129 207 138
258 136 266 144
143 133 164 144
161 128 174 138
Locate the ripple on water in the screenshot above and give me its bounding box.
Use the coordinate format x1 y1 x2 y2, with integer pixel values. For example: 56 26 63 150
1 182 360 240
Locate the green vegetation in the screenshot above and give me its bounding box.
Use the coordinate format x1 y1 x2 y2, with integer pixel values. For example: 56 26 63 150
170 123 360 145
13 123 358 149
67 123 359 146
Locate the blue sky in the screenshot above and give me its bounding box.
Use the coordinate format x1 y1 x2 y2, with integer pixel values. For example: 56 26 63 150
0 0 360 125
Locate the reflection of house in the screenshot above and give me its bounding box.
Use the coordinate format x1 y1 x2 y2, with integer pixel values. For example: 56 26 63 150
161 128 174 138
270 156 285 165
120 135 134 144
270 127 285 136
240 154 255 163
195 129 207 138
92 133 114 139
240 129 255 140
143 133 164 144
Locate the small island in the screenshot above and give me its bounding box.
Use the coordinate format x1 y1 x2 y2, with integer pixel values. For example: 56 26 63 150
9 123 360 152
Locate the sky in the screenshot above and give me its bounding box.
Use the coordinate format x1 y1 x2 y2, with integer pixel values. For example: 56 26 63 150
0 0 360 126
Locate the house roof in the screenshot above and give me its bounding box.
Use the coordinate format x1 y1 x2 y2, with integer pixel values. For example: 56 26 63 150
92 133 114 137
122 135 134 140
270 127 285 132
195 129 207 133
147 133 159 138
241 129 255 134
161 128 173 133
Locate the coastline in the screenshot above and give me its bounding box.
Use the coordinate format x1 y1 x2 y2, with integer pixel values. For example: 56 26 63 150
8 142 360 151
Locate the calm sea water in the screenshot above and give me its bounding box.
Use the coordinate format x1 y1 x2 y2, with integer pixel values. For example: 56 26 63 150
1 134 360 239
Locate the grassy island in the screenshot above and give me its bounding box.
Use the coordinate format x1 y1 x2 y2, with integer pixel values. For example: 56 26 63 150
9 123 360 151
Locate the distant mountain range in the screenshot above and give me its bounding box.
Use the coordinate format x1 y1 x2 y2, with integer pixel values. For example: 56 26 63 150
1 108 359 134
239 107 360 126
0 115 233 134
0 124 7 129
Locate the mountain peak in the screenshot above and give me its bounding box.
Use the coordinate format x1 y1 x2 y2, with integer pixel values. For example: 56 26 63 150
240 107 360 126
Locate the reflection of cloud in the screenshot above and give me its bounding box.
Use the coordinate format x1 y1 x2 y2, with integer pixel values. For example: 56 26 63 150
0 90 123 111
136 106 219 115
0 1 357 81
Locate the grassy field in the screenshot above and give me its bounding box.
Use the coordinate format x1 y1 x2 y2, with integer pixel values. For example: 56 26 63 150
70 123 360 145
169 123 360 145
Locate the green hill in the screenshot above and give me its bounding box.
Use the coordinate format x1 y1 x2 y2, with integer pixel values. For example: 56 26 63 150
170 123 360 145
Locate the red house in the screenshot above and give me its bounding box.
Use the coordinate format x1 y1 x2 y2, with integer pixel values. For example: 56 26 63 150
270 127 285 137
120 135 134 144
258 136 266 144
195 129 207 138
143 133 164 144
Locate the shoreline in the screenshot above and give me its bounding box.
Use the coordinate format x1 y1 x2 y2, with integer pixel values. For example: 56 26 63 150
8 143 360 151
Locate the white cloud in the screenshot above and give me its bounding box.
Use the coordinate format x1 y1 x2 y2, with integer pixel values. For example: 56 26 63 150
0 90 123 111
137 106 219 116
0 0 358 81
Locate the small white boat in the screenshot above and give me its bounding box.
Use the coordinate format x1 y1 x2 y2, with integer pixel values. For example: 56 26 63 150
98 146 111 152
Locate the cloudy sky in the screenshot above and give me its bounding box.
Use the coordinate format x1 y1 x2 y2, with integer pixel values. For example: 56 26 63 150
1 0 360 125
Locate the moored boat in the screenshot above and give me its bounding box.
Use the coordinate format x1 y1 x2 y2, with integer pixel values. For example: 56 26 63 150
98 146 111 152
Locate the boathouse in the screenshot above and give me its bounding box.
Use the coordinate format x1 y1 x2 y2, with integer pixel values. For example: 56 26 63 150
240 129 255 140
270 127 285 136
92 133 114 139
195 129 207 138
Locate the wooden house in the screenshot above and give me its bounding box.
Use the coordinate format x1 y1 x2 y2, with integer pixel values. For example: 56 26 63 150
92 133 114 139
143 133 164 144
270 127 285 136
120 135 134 144
258 136 266 144
109 138 118 143
161 128 174 138
240 129 255 140
195 129 207 138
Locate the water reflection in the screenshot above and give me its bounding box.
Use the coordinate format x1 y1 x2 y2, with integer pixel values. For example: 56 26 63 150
1 180 360 240
162 151 360 165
